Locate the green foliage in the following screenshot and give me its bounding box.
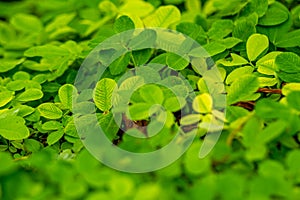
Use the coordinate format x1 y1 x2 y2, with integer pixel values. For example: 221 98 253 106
0 0 300 199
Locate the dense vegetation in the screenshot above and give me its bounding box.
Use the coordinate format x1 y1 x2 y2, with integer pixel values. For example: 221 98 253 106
1 0 300 199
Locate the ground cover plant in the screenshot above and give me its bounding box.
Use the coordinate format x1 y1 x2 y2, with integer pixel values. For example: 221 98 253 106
1 0 300 199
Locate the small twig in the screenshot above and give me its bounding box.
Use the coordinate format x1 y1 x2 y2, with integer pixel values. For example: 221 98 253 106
257 88 282 95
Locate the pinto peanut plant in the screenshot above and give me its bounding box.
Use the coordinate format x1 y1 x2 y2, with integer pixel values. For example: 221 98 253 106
1 0 300 199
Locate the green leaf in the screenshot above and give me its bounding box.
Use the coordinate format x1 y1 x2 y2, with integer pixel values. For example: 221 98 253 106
282 83 300 95
208 19 233 40
275 29 300 48
227 75 260 105
59 84 77 110
180 114 202 125
24 139 42 153
37 103 63 119
10 13 43 33
219 53 249 67
0 58 24 73
203 42 227 56
127 103 152 120
255 99 291 119
258 120 286 143
246 33 269 61
232 14 257 41
109 52 131 75
258 2 289 26
120 0 154 18
131 49 152 67
192 93 213 113
286 91 300 112
114 15 135 33
47 129 64 145
139 84 164 104
163 97 186 112
128 29 157 50
166 52 189 70
0 115 29 140
144 5 181 28
119 76 144 91
16 88 43 102
93 78 117 112
24 45 70 57
257 51 281 75
275 52 300 73
226 66 254 85
42 121 63 131
0 91 14 107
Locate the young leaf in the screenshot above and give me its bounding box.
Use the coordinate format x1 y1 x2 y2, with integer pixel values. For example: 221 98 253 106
227 75 260 105
139 84 164 104
10 13 43 33
16 88 43 102
93 78 117 112
166 52 189 70
192 93 213 113
47 130 64 145
143 5 181 28
127 103 152 120
59 84 77 110
37 103 63 119
114 15 135 33
0 115 29 140
246 34 269 61
0 91 14 107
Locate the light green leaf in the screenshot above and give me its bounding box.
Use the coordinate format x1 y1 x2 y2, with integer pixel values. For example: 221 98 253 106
114 15 135 33
16 88 43 102
247 33 269 61
257 51 281 75
166 52 189 70
226 66 254 85
219 53 249 67
93 78 117 112
127 103 152 120
227 75 260 105
0 91 14 107
0 58 25 73
10 13 43 33
128 29 157 50
59 84 77 110
163 97 186 112
282 83 300 96
120 0 154 18
286 91 300 112
42 121 63 131
180 114 202 125
38 103 63 119
144 5 181 28
119 76 144 91
24 45 70 57
47 130 64 145
0 115 29 140
192 93 213 113
139 84 164 104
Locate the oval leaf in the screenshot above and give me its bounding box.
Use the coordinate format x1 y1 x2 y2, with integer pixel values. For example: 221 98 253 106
38 103 63 119
93 78 117 112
